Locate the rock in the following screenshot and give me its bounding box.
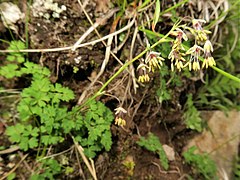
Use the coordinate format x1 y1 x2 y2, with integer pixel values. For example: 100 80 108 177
184 110 240 179
0 2 24 31
162 144 175 161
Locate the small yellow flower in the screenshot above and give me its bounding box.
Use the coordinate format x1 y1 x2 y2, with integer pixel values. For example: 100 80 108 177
192 60 200 71
203 40 213 53
195 30 211 42
184 61 192 71
169 49 186 71
138 74 150 82
114 107 127 127
186 45 204 55
190 19 211 43
186 45 203 71
175 59 184 71
202 40 216 69
115 117 126 127
202 56 216 69
137 63 150 83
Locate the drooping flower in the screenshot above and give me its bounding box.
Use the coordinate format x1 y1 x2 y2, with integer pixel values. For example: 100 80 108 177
170 28 188 42
189 19 211 43
202 40 216 68
114 107 127 127
192 19 206 31
137 63 150 83
168 49 186 71
145 51 164 72
115 107 127 115
115 117 126 127
186 44 204 71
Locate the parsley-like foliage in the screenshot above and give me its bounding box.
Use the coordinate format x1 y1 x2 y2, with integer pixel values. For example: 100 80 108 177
137 133 169 170
183 146 217 179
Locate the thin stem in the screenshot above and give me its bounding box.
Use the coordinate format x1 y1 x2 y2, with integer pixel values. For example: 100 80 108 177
210 66 240 83
159 0 190 17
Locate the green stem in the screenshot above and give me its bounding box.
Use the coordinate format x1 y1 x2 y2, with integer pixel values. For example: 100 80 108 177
211 66 240 83
159 0 189 17
80 22 180 108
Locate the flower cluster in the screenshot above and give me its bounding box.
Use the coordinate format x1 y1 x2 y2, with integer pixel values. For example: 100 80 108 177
185 45 203 71
145 51 164 73
191 19 211 43
168 19 216 71
137 51 164 83
135 19 216 86
114 107 127 127
187 19 216 70
168 28 188 71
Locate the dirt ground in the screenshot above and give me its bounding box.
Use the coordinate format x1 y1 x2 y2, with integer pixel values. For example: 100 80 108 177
0 0 239 179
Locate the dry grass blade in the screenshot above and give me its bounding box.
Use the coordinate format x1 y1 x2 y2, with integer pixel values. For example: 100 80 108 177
72 137 97 180
72 0 119 51
0 146 19 155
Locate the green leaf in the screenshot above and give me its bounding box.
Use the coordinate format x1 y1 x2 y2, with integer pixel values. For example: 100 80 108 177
7 40 25 51
62 118 75 133
184 94 203 132
19 136 29 151
137 133 169 170
6 126 21 143
183 146 217 179
152 0 160 31
29 137 39 148
5 124 25 143
31 78 51 92
157 147 169 170
53 83 74 102
7 173 16 180
0 64 19 78
83 145 101 158
101 131 112 151
22 125 33 136
41 135 50 145
49 136 62 145
31 127 40 137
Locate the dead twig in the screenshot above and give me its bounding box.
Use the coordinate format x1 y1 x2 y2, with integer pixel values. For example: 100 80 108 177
18 151 33 174
77 34 114 104
38 146 74 161
0 146 19 155
151 161 180 175
129 25 139 94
